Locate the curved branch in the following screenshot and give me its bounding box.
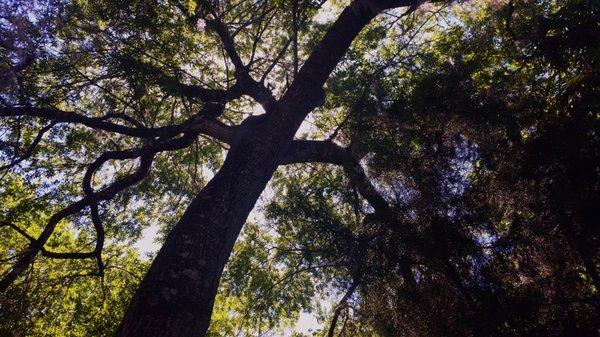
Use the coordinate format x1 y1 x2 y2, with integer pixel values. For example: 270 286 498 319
0 221 97 259
1 104 234 143
282 139 394 220
280 139 347 165
0 122 55 171
83 157 106 277
0 152 154 293
0 124 209 293
327 279 360 337
280 0 434 124
206 16 277 109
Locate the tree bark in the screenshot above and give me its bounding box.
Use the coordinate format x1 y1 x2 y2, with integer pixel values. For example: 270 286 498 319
116 114 292 337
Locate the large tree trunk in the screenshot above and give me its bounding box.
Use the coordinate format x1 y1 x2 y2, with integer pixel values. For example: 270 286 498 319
116 114 294 337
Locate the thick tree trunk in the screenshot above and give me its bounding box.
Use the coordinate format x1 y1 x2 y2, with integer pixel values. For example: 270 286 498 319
116 114 295 336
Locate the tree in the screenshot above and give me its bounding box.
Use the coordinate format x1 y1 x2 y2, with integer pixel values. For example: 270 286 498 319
265 0 600 335
1 0 434 335
1 0 599 336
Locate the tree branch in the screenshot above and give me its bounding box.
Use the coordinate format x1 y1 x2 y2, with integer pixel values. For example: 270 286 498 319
0 103 222 292
280 139 348 165
0 151 154 293
1 104 234 143
206 16 276 109
0 221 96 259
0 122 55 171
279 0 435 124
327 279 360 337
281 140 394 220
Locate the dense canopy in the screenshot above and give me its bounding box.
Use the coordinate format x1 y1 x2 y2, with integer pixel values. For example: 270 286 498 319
1 0 599 336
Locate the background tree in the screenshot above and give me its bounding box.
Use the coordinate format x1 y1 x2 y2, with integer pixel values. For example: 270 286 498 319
267 0 600 335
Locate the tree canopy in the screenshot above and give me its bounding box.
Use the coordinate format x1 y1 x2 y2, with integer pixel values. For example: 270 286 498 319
1 0 599 336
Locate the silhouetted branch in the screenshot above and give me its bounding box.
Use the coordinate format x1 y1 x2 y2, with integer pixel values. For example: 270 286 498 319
0 122 55 171
206 16 276 108
327 279 360 337
1 104 234 142
282 139 396 223
0 110 219 292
